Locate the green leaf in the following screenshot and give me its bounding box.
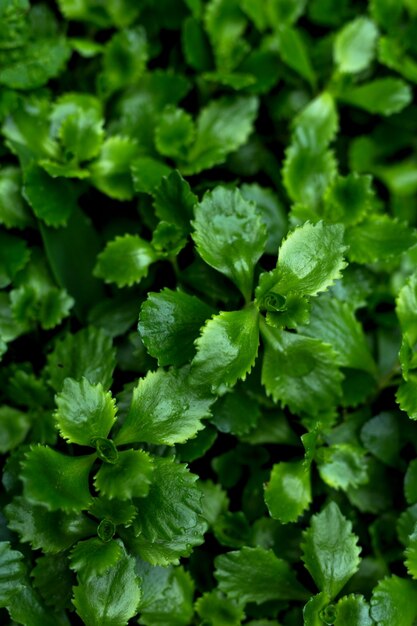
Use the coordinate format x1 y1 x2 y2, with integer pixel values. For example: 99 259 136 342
73 548 141 626
214 546 308 604
334 17 378 74
138 288 214 367
94 450 154 500
261 327 343 415
302 502 361 599
55 377 116 446
268 0 306 25
22 164 77 227
90 136 139 201
397 272 417 345
153 170 197 231
5 496 95 553
204 0 248 72
370 576 417 626
131 157 172 195
137 561 194 626
346 216 416 263
116 367 213 446
338 78 412 116
397 378 417 419
211 385 260 436
155 106 195 160
46 326 116 391
192 186 267 300
282 145 337 207
0 37 71 90
334 594 373 626
378 37 417 84
240 183 287 255
183 96 259 175
0 405 31 454
182 16 212 71
88 498 137 527
0 230 30 288
298 296 376 374
21 446 95 512
191 305 260 394
94 234 158 288
100 27 147 95
276 25 316 86
360 413 400 467
264 460 311 523
316 444 368 490
405 460 417 505
8 581 69 626
32 553 73 611
70 538 125 579
323 173 374 225
0 542 25 606
405 523 417 579
195 590 245 626
129 457 206 565
292 92 338 150
0 166 32 229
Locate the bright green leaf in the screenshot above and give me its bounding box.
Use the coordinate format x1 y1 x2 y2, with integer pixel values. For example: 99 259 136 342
334 17 378 74
302 501 361 599
346 216 416 263
73 548 142 626
191 305 260 394
55 377 116 446
0 166 32 229
70 538 125 579
338 78 412 116
116 367 213 446
264 460 311 523
334 594 373 626
292 92 338 150
183 96 259 175
192 186 267 300
261 326 343 415
316 444 368 490
195 590 245 626
94 234 158 288
94 450 154 500
370 576 417 626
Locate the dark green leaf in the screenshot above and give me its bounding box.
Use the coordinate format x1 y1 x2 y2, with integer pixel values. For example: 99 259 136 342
139 289 214 367
0 166 32 229
152 170 197 231
70 538 125 579
137 561 194 626
129 457 206 565
45 326 116 391
214 546 308 604
338 78 412 116
0 405 30 454
21 446 95 512
0 541 25 606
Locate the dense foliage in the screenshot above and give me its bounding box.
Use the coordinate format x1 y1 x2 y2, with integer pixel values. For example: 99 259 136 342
2 0 417 624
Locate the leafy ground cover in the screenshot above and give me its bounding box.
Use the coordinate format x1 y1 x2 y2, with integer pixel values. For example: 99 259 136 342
2 0 417 624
